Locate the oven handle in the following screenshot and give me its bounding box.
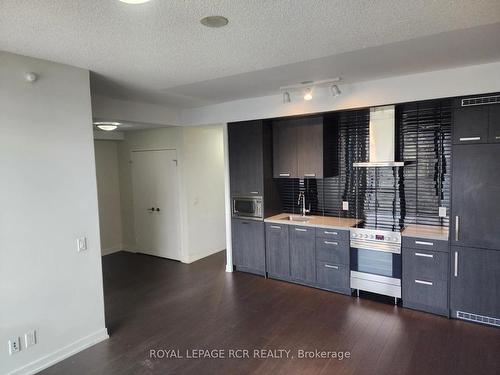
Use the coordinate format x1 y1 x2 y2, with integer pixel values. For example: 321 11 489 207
350 241 401 254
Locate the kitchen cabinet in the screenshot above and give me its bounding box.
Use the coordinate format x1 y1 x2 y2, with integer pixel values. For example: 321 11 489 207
453 104 500 145
450 246 500 324
273 115 338 178
488 105 500 143
273 121 298 178
453 106 489 144
232 218 265 275
316 262 349 294
289 226 316 284
265 223 290 280
451 144 500 250
402 247 449 316
228 121 264 195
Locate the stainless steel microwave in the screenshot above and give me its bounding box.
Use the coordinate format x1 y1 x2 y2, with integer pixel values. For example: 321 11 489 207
232 196 263 220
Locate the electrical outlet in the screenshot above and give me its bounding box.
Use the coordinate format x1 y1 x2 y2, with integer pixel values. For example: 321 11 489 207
8 337 20 355
76 237 87 252
24 330 36 349
342 201 349 211
438 207 447 218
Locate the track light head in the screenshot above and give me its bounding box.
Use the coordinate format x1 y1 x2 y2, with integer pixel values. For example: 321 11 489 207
303 88 313 101
331 84 341 97
283 91 291 103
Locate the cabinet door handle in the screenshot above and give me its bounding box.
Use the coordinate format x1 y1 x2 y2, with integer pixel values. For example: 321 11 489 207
415 252 434 258
279 173 290 177
233 200 238 214
249 191 259 194
304 173 316 177
415 241 433 246
295 228 307 232
324 241 339 246
324 231 338 235
270 225 281 229
415 279 433 286
495 136 500 140
459 137 480 142
455 216 460 242
454 251 459 277
325 264 339 270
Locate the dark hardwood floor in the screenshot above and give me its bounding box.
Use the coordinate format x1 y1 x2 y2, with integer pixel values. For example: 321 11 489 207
41 251 499 375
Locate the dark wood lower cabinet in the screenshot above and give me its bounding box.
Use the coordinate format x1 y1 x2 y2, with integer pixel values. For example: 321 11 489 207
289 226 316 284
450 246 500 323
265 223 290 280
231 218 265 275
402 246 449 316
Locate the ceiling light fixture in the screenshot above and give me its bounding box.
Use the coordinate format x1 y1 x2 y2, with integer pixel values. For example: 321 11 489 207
303 88 313 101
280 77 341 103
118 0 152 4
200 16 229 28
94 121 122 131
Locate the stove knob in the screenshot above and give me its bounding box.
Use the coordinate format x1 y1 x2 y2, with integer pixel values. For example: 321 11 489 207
386 237 391 241
365 234 370 239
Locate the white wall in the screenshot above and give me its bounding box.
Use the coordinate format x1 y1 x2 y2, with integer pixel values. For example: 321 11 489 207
181 61 500 126
94 141 123 255
117 126 226 263
0 52 107 374
92 95 182 126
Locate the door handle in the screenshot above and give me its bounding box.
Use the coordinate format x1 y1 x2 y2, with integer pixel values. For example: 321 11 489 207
455 216 460 242
415 279 433 286
415 241 433 246
415 252 434 258
324 241 339 246
324 264 339 270
454 251 459 277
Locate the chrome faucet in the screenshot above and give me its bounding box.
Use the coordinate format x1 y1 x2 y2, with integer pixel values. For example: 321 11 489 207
297 192 310 217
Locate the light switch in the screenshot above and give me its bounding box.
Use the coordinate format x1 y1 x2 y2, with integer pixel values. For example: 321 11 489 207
77 237 87 252
342 201 349 211
438 207 447 217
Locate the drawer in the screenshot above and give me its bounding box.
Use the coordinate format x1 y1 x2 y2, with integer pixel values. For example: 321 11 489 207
403 248 448 282
315 238 349 264
402 236 449 253
403 277 448 315
316 261 349 293
315 227 349 242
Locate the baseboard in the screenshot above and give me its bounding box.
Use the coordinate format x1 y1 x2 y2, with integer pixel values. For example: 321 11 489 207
7 328 109 375
101 244 123 256
183 248 225 264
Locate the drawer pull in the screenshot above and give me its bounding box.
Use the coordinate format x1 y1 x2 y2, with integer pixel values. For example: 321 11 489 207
295 228 307 232
324 231 338 235
270 225 281 229
325 264 339 270
459 137 480 142
496 136 500 140
415 241 433 246
324 241 339 246
415 279 433 286
249 191 259 194
304 173 316 177
279 173 290 177
415 252 434 258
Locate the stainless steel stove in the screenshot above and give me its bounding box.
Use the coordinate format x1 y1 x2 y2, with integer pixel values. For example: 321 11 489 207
350 227 402 302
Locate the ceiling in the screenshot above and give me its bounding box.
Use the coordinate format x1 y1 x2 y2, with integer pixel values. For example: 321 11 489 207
1 0 500 108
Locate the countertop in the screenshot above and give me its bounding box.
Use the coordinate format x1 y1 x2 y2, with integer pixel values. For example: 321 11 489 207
402 224 449 241
264 213 362 230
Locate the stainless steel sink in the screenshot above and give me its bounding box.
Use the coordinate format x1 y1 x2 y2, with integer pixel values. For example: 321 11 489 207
286 215 310 222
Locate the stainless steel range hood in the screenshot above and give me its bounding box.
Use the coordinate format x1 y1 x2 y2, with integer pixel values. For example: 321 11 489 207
353 105 410 168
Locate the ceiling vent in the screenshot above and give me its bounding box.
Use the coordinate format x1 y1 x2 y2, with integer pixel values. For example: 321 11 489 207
457 311 500 327
461 95 500 107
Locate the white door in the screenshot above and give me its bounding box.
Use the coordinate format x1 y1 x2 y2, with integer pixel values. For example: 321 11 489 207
131 149 181 260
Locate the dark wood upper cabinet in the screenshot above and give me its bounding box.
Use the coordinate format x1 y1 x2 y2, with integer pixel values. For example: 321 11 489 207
273 115 339 178
273 120 298 178
488 105 500 143
451 143 500 251
453 106 489 145
228 121 264 195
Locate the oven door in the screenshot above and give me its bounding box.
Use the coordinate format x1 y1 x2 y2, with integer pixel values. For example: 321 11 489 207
350 247 401 279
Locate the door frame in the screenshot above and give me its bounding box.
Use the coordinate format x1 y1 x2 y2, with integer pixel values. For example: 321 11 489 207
130 148 186 262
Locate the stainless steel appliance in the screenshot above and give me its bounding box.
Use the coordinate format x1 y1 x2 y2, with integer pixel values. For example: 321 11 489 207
350 227 402 302
231 195 263 220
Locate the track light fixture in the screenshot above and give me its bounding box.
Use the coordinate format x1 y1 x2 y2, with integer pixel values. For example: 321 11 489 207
279 77 341 103
282 91 291 103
